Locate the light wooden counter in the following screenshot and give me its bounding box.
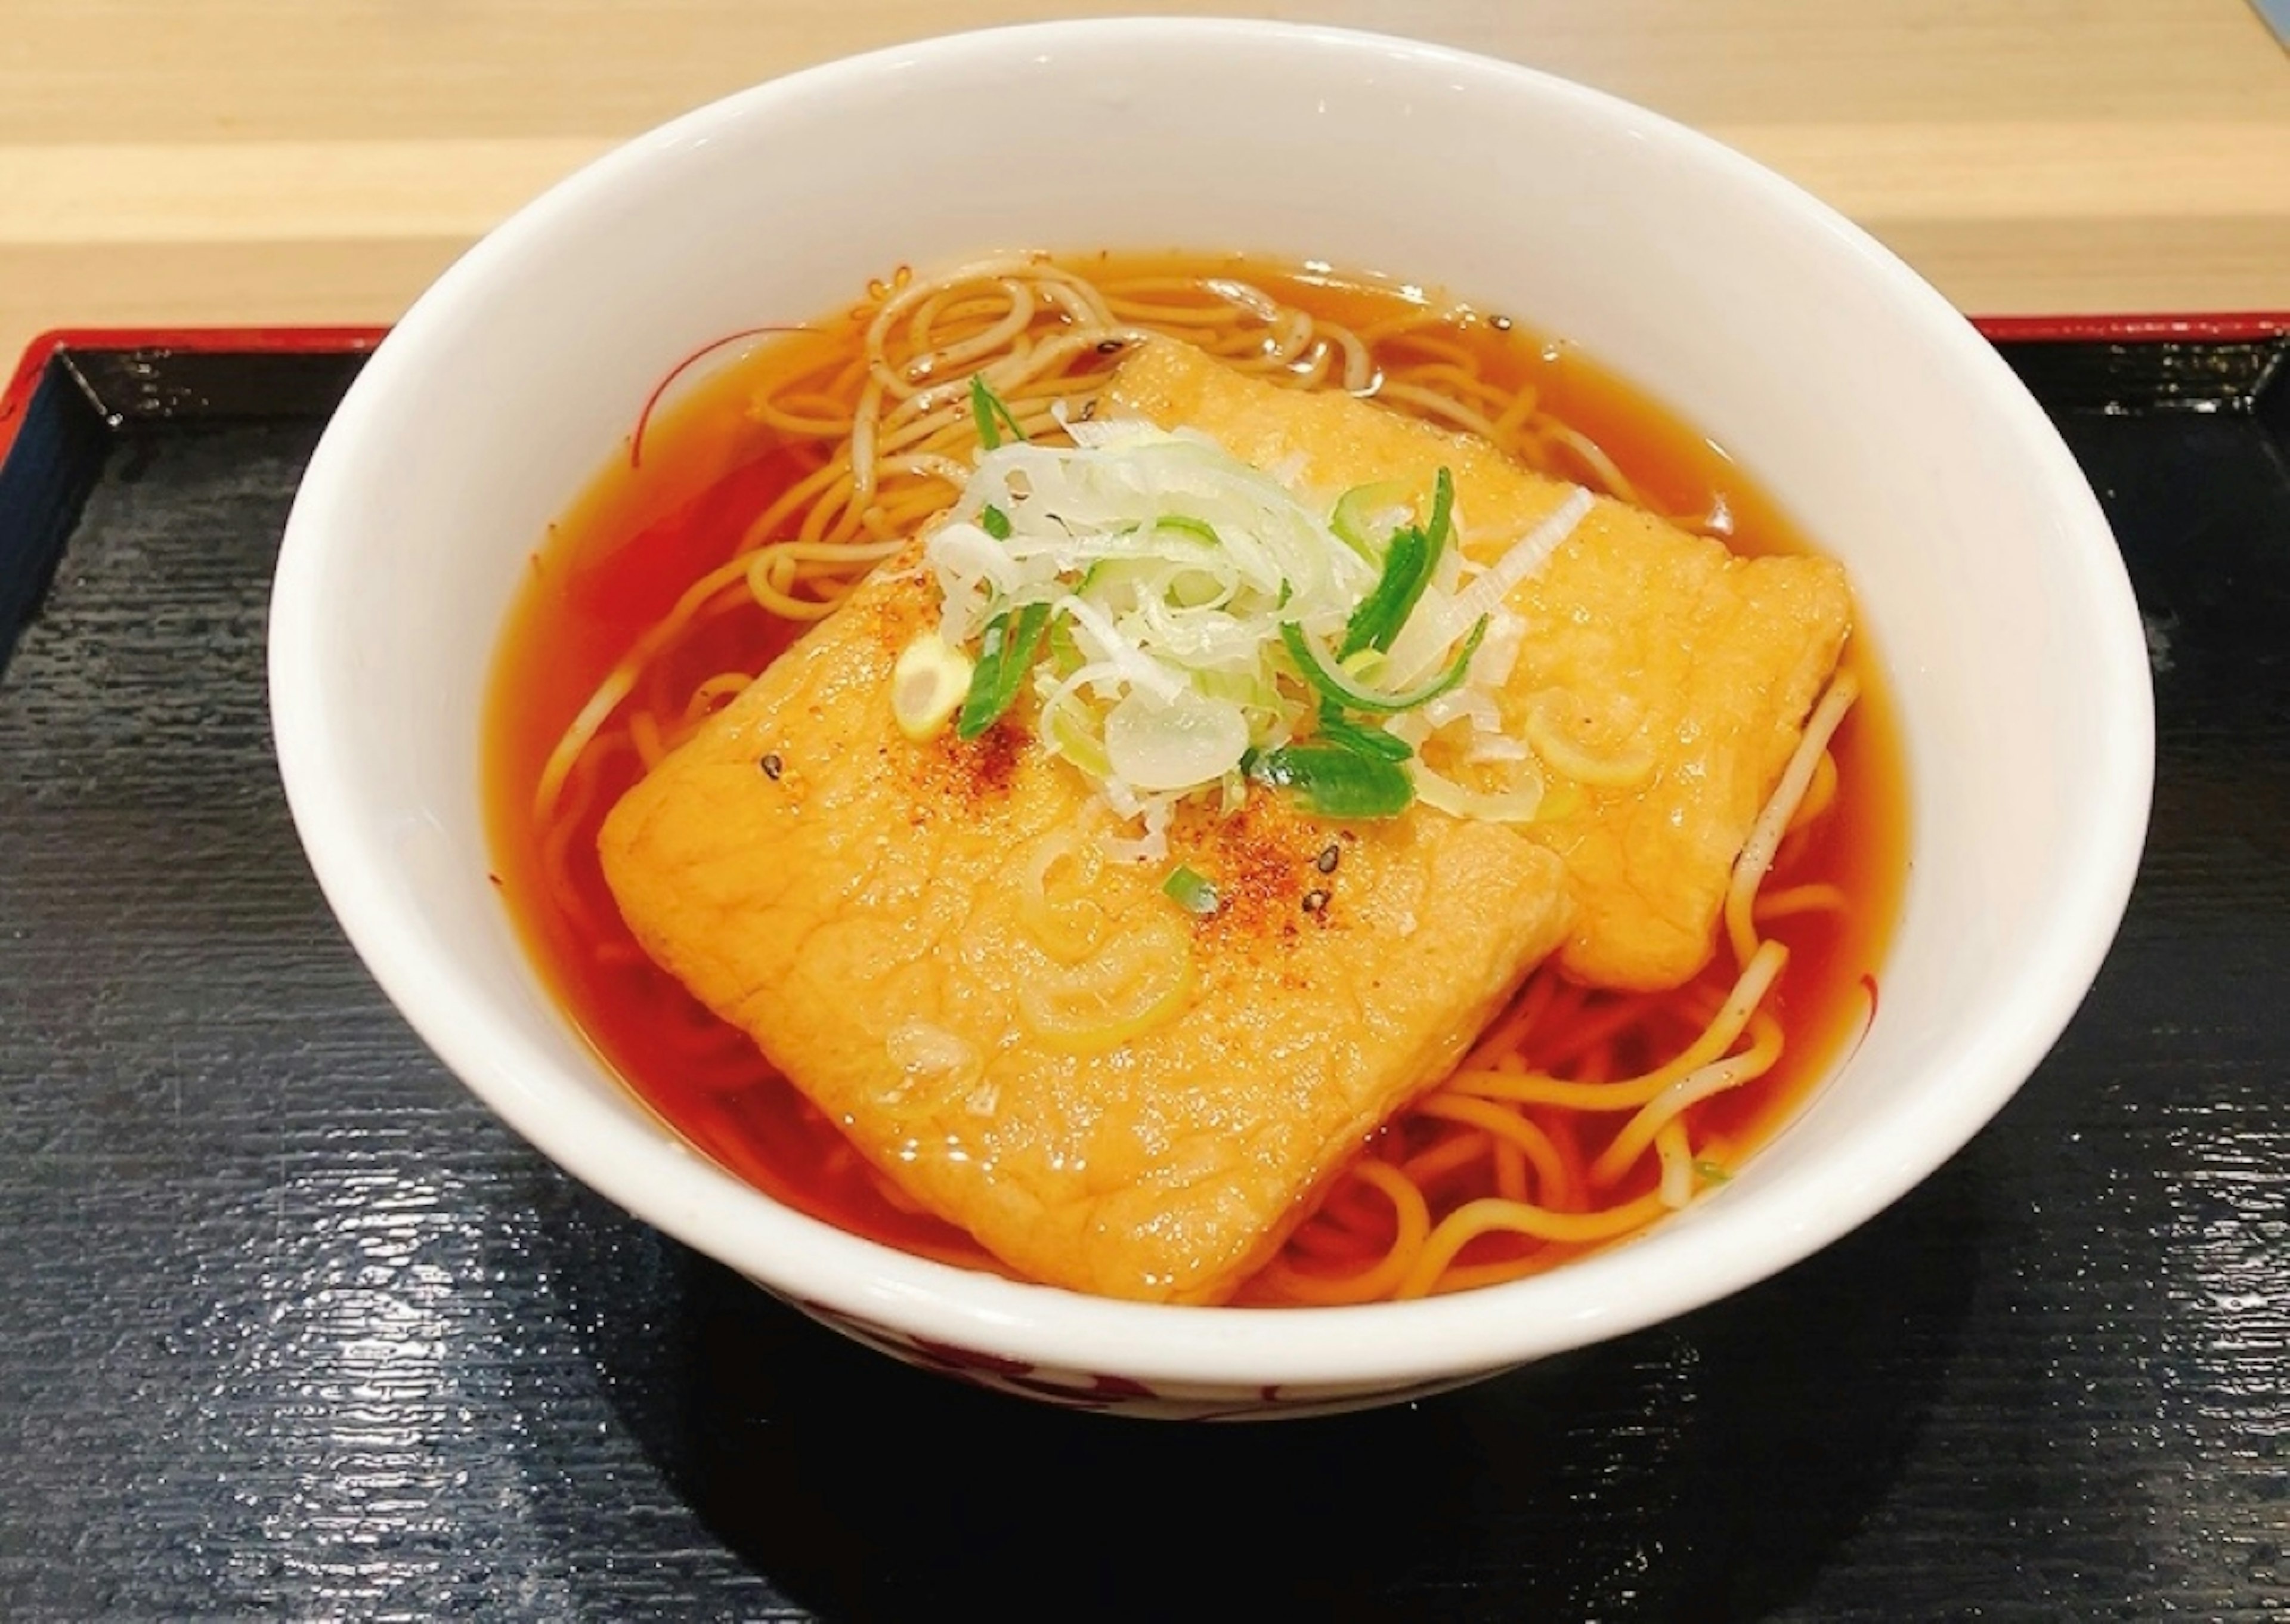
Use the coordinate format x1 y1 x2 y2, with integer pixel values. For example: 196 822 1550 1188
4 1 2287 365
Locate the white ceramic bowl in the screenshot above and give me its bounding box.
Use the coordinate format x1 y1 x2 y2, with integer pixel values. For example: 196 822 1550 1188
270 20 2152 1418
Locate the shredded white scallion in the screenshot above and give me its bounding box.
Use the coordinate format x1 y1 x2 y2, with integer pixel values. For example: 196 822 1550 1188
1441 488 1594 638
915 413 1589 849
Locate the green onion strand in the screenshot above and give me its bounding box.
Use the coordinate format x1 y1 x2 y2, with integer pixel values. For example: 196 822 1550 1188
1329 478 1414 556
1150 514 1221 548
956 601 1050 738
1280 615 1490 714
968 374 1029 451
1316 707 1414 763
1161 864 1221 915
1249 741 1414 819
1339 467 1454 658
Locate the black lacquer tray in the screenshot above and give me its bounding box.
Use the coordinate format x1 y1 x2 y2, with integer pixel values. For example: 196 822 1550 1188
0 320 2283 1622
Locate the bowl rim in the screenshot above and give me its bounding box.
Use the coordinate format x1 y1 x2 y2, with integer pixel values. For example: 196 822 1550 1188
270 15 2155 1387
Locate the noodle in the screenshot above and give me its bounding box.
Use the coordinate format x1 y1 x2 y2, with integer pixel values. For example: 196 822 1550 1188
1589 1010 1785 1189
1725 672 1861 969
1414 1093 1576 1211
1252 1160 1431 1307
502 252 1884 1307
1448 941 1788 1115
1397 1192 1673 1300
1655 1119 1696 1210
1756 881 1849 923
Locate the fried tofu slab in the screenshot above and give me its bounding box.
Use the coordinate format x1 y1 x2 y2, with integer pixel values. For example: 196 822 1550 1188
599 342 1849 1303
1107 341 1851 989
600 559 1571 1304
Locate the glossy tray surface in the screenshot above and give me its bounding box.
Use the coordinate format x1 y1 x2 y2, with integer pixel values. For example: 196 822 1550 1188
0 324 2282 1621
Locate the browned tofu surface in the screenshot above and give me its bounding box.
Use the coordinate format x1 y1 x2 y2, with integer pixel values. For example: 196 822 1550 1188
599 559 1571 1304
1107 342 1852 989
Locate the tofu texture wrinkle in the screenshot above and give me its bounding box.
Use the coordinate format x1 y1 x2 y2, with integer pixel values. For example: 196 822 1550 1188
598 340 1850 1303
1105 340 1852 990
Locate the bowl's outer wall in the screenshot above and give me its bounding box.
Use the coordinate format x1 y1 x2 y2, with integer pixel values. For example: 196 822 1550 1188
270 21 2152 1396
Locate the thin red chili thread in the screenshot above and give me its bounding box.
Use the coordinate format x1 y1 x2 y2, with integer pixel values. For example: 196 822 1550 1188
629 325 812 469
1838 970 1881 1071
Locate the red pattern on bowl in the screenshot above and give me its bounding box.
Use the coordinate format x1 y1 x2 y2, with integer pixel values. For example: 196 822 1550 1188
790 1297 1485 1419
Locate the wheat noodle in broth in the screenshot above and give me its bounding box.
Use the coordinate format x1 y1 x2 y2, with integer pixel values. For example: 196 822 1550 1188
484 251 1905 1304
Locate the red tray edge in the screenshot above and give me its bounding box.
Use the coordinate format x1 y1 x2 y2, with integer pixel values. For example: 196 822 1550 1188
4 314 2284 475
0 327 388 470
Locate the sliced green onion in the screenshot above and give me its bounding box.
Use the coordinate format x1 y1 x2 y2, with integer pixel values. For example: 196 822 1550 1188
1408 758 1549 824
1249 741 1414 819
968 375 1028 450
917 428 1549 832
1329 479 1414 555
1316 708 1413 763
1280 616 1490 714
1340 467 1453 657
1162 864 1221 915
1165 567 1229 609
1536 781 1587 822
1693 1159 1732 1186
1196 667 1279 712
890 633 974 740
1339 527 1431 658
956 601 1050 738
1424 463 1454 548
1105 686 1249 790
1150 514 1221 548
1042 687 1111 777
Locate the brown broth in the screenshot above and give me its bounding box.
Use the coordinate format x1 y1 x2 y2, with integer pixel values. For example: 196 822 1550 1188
482 253 1908 1292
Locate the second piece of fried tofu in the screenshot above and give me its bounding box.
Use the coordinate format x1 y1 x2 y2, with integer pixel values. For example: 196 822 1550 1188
1106 341 1851 989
